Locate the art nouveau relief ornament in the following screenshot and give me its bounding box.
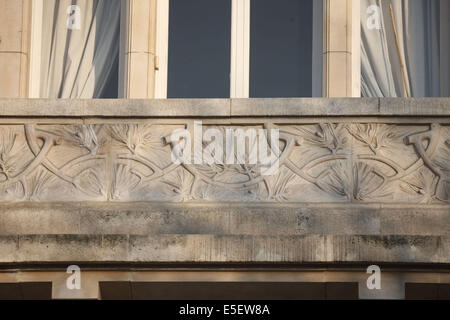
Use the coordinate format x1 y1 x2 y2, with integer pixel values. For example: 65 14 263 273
0 121 447 204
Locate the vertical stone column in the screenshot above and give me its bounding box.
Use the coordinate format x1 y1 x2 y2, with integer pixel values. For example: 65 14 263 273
120 0 157 98
0 0 31 98
323 0 359 97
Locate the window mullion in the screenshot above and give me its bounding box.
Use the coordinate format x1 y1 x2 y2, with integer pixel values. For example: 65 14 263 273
230 0 250 98
155 0 170 99
29 0 44 98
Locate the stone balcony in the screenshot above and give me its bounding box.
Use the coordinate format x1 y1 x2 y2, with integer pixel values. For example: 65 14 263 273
0 98 449 266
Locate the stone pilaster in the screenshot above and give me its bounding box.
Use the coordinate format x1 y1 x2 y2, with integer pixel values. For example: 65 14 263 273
120 0 157 98
0 0 31 98
323 0 359 97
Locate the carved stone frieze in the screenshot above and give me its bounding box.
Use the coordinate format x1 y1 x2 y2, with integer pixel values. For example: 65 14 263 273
0 121 448 204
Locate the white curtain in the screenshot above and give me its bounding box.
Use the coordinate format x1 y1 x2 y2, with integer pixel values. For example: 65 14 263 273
40 0 121 98
361 0 442 97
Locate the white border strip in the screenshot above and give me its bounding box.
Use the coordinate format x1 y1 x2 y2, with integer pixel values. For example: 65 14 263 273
230 0 250 98
351 0 361 97
155 0 170 99
29 0 44 98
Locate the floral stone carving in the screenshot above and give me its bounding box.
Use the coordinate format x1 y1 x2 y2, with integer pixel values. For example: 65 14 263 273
0 121 448 204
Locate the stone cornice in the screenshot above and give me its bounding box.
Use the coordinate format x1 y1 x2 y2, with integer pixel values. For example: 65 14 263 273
0 98 449 117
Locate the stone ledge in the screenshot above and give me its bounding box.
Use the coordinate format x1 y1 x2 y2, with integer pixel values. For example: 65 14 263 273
0 99 231 117
0 203 448 265
230 98 379 116
0 234 447 264
0 203 449 237
379 98 450 116
0 98 449 117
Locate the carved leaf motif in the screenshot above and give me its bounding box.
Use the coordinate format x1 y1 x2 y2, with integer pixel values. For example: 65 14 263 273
0 181 24 200
316 161 350 199
432 134 450 201
346 124 400 155
27 168 56 201
317 160 392 201
60 125 99 154
161 168 194 202
109 124 161 155
77 169 105 197
292 123 348 154
0 128 27 181
400 168 437 204
262 168 296 202
433 139 450 174
111 164 140 200
352 162 391 201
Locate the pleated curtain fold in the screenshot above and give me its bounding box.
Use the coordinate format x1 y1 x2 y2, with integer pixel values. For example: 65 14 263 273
40 0 120 98
361 0 442 97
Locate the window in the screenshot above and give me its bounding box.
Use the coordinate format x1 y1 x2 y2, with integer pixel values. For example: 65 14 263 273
156 0 323 99
100 282 359 300
405 283 450 300
250 0 314 97
361 0 449 97
167 0 231 98
0 282 52 300
29 0 122 99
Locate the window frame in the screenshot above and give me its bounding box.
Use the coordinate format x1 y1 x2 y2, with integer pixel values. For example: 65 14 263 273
155 0 324 99
351 0 361 98
29 0 43 98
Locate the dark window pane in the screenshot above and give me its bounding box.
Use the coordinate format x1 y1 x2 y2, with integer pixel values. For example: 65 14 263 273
20 282 52 300
326 282 359 300
406 283 450 300
97 52 119 99
405 283 439 300
438 284 450 300
168 0 231 98
250 0 313 97
95 1 120 99
0 282 52 300
101 282 359 300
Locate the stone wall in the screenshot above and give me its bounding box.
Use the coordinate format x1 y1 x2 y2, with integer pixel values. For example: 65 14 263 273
0 0 30 98
0 98 449 265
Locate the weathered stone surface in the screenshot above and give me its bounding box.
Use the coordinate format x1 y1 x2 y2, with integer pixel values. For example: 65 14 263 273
231 98 380 116
0 99 231 117
325 235 445 263
379 98 450 116
77 203 382 237
0 202 448 264
0 98 449 117
1 203 449 237
0 121 448 204
0 98 448 266
0 235 18 262
128 235 256 262
442 237 450 263
12 235 128 263
379 206 450 236
2 233 448 264
0 203 81 235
